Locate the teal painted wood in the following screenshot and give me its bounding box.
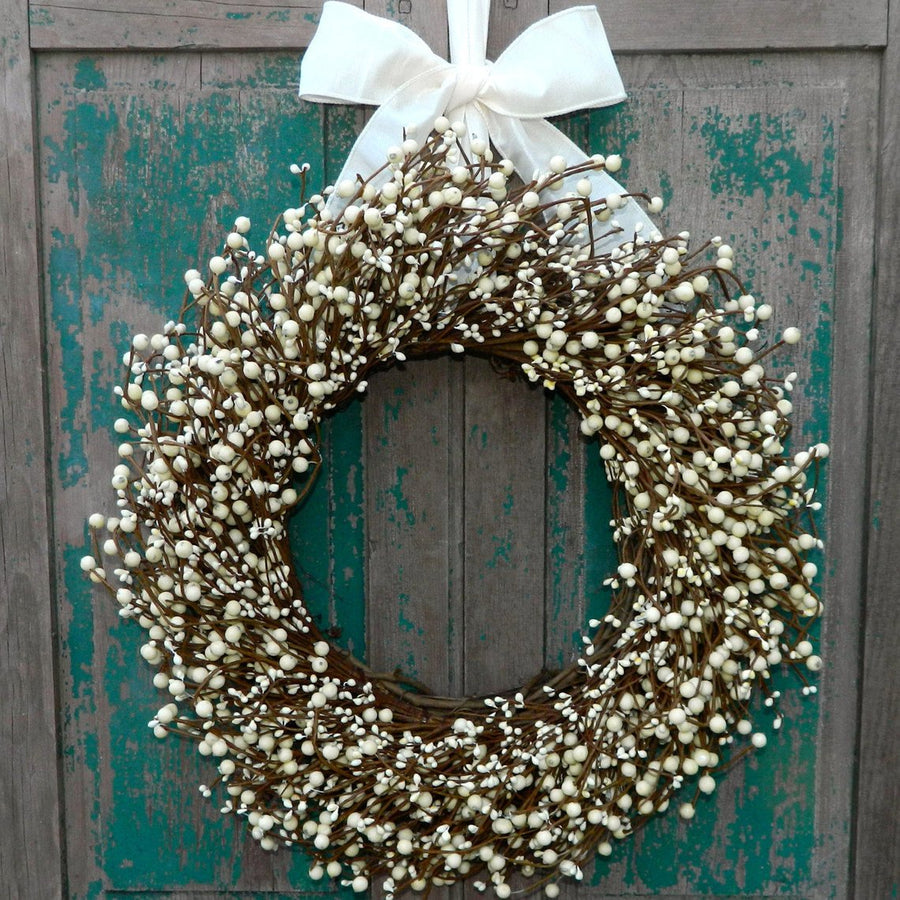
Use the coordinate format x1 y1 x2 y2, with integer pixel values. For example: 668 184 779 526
37 52 356 898
35 47 865 899
560 75 836 899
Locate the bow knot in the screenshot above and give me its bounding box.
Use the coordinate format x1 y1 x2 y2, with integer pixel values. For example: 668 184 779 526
448 62 493 116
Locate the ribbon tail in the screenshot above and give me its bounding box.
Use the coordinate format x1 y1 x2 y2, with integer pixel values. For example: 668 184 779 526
488 115 660 255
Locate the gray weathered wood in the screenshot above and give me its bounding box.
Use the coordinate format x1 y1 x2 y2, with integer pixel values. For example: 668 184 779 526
855 0 900 893
553 0 887 50
27 0 360 51
462 359 548 695
27 0 888 51
361 0 456 706
364 0 554 707
0 1 65 897
365 359 464 696
487 0 548 59
364 0 449 54
22 0 893 894
543 396 590 671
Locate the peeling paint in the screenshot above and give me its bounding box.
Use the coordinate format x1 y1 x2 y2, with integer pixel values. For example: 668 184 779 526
43 53 839 897
699 109 815 201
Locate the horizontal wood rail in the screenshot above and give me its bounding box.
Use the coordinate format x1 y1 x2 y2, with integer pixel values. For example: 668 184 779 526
27 0 887 52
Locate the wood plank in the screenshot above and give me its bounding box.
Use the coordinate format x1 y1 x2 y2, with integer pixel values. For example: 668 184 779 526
365 0 556 706
364 363 562 699
360 0 456 700
462 360 548 695
543 393 590 671
363 0 448 54
487 0 549 59
27 0 888 51
854 0 900 892
609 52 877 900
553 56 867 898
358 7 552 896
795 54 880 900
0 2 65 897
364 359 463 696
28 0 360 51
555 0 888 50
34 50 350 895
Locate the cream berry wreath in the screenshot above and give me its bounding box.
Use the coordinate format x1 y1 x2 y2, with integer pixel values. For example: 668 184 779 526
82 4 828 898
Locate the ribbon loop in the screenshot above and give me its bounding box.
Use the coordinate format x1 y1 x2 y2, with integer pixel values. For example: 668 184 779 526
299 1 658 250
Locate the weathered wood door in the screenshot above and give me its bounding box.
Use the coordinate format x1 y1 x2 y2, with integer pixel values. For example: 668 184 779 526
3 1 898 898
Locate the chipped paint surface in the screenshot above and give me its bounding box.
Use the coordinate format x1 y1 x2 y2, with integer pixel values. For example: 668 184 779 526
41 52 353 897
41 51 838 897
575 86 835 894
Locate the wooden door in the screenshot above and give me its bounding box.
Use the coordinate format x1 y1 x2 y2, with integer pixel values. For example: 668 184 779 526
3 1 897 897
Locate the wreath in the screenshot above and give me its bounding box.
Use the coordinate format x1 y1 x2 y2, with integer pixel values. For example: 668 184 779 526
82 4 827 898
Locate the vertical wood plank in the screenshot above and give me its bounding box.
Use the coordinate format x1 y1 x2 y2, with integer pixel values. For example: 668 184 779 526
795 56 879 900
855 0 900 892
364 359 462 695
0 2 65 896
552 57 868 899
363 0 449 54
462 360 548 695
361 0 457 706
35 51 359 896
543 395 588 671
487 0 549 59
361 0 564 707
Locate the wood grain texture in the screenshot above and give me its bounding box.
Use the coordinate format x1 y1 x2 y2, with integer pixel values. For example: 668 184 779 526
364 0 555 710
854 0 900 893
27 0 888 51
27 9 888 898
363 0 448 54
364 359 464 696
486 0 548 59
461 360 548 695
27 0 361 51
0 1 65 897
34 51 354 896
798 53 883 900
360 0 545 854
554 0 888 51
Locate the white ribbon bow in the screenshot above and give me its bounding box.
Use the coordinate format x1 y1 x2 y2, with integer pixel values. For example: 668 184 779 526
299 0 657 251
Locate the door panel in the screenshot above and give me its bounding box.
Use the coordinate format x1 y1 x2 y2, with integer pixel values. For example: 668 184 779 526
36 45 872 898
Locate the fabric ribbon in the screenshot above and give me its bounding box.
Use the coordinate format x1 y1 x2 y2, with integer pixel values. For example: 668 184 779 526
299 0 657 250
